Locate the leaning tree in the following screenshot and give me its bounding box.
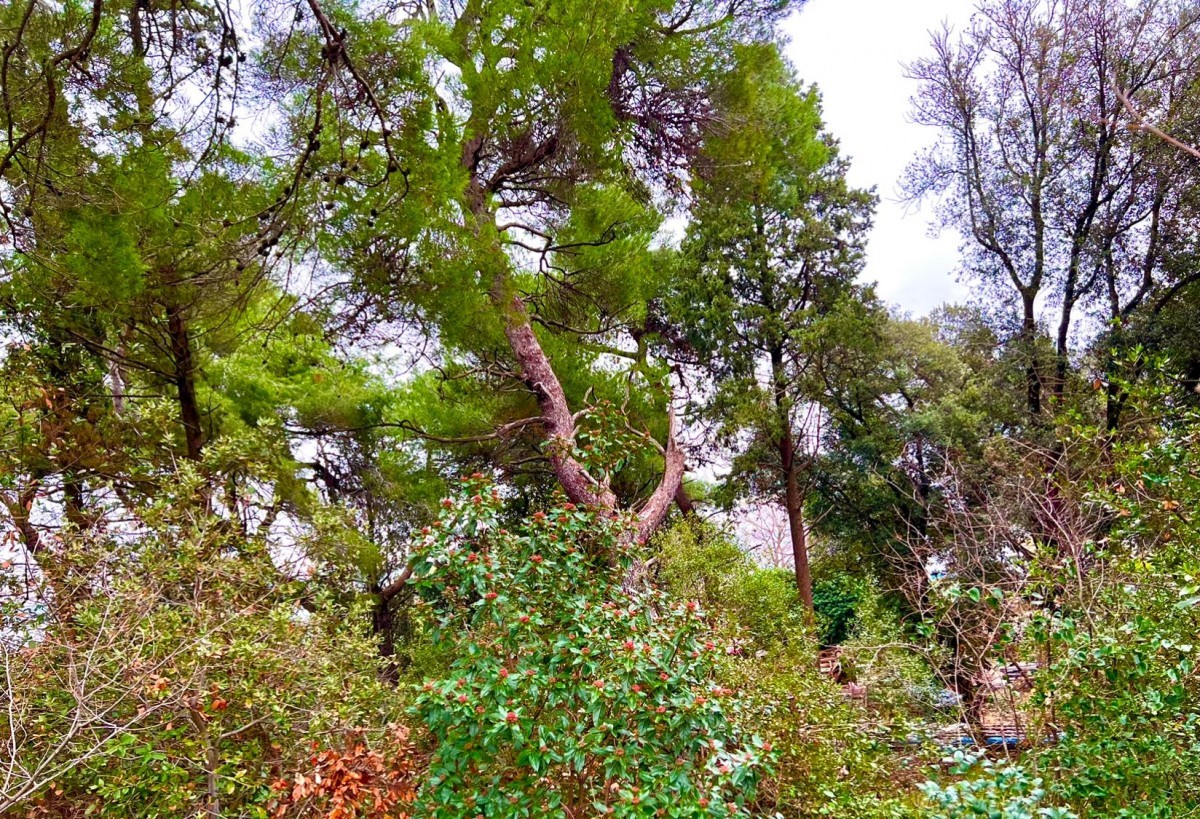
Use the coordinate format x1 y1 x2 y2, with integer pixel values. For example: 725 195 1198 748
278 0 804 583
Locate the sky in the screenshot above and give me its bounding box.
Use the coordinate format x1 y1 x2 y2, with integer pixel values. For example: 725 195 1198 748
783 0 977 316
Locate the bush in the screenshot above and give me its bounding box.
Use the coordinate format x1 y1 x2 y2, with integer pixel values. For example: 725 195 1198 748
919 752 1076 819
812 571 869 646
1026 396 1200 816
409 480 774 817
656 520 931 818
2 530 407 818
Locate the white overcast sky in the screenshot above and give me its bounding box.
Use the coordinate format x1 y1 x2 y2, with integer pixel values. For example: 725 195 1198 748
783 0 977 316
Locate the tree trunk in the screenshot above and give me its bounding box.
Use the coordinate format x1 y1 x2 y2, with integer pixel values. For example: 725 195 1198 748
674 483 697 517
166 304 203 461
781 430 813 611
500 297 619 511
372 584 400 684
770 344 813 612
1021 292 1041 418
461 153 684 574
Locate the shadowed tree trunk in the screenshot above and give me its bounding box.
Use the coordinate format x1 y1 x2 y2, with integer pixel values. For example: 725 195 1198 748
166 303 203 462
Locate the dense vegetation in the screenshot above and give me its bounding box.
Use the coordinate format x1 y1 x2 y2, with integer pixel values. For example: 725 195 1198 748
2 0 1199 815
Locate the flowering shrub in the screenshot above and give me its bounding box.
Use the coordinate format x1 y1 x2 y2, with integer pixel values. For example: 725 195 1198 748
410 477 775 817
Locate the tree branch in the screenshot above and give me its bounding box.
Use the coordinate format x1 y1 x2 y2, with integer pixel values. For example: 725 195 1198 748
1115 85 1200 161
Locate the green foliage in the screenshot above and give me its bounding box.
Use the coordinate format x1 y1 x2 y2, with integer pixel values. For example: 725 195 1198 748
2 481 406 818
656 518 809 652
1022 373 1200 817
4 0 1200 817
671 44 875 521
411 484 775 817
812 570 869 646
1037 613 1200 816
919 753 1076 819
656 520 932 817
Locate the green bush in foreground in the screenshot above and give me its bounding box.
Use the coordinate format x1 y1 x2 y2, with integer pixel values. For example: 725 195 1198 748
410 479 775 817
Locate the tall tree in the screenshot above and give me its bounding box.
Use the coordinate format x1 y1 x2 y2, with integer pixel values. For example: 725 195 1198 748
905 0 1200 421
295 0 802 583
670 46 873 609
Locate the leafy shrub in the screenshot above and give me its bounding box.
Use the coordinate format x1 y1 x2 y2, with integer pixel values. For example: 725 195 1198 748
919 752 1076 819
812 571 869 646
4 539 405 818
1035 612 1200 817
1027 395 1200 816
410 480 774 817
656 520 930 818
1 458 409 818
656 518 809 653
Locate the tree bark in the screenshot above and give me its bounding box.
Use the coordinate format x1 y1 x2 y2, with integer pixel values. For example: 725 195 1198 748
1021 292 1042 419
781 428 813 611
674 483 696 517
459 124 685 577
500 290 685 572
372 583 400 684
770 344 813 611
501 296 619 511
166 304 203 461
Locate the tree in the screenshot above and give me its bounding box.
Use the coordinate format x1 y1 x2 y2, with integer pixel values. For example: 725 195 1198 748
810 303 1019 588
670 46 873 608
291 0 802 586
905 0 1200 422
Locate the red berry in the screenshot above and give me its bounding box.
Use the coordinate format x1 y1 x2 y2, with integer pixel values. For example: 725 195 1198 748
505 711 518 724
485 592 498 600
